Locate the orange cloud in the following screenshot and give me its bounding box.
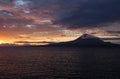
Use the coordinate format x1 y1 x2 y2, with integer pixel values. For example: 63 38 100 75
0 4 53 25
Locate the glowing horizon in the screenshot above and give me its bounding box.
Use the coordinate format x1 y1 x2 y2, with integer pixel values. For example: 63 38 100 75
0 0 120 45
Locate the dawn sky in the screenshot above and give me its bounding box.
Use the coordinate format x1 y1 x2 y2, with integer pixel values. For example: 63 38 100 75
0 0 120 45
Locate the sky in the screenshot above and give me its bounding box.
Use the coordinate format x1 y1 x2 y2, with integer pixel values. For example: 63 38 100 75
0 0 120 45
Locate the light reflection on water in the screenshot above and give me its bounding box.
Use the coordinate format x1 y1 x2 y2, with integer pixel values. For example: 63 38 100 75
0 47 120 79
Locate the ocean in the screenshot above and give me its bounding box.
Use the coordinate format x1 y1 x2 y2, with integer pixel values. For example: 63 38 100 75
0 47 120 79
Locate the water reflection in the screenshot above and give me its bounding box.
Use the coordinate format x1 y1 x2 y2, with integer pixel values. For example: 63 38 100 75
0 47 120 79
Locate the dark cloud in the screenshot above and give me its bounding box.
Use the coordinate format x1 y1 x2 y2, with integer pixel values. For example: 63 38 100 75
0 10 14 16
103 38 120 40
0 18 32 27
53 0 120 28
14 41 52 45
0 0 120 30
14 41 52 44
107 31 120 34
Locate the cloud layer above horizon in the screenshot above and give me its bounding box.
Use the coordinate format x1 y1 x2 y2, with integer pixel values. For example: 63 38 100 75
0 0 120 28
0 0 120 43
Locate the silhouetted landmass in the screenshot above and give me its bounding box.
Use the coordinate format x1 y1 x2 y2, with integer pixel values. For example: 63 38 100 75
0 34 119 48
48 34 120 47
0 43 17 47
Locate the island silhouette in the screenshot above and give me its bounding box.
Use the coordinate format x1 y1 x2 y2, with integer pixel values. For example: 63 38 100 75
47 34 120 47
0 34 119 47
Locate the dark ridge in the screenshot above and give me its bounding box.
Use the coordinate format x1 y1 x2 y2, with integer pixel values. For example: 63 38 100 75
48 34 120 47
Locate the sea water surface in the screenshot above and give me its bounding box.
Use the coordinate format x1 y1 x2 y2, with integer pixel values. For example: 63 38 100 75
0 47 120 79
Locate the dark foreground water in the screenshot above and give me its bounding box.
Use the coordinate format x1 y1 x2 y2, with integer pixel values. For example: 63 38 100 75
0 47 120 79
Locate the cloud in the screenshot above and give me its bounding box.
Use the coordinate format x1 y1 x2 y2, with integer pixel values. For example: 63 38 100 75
14 41 52 45
103 38 120 40
0 0 120 33
106 31 120 36
14 41 52 43
13 0 32 8
0 18 33 29
107 31 120 34
53 0 120 28
0 2 53 26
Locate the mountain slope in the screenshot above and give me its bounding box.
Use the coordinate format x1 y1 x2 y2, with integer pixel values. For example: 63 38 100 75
48 34 120 47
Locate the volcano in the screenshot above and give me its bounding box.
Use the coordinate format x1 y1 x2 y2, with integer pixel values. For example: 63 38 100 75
48 34 120 47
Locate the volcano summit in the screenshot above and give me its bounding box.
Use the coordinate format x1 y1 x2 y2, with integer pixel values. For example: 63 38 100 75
48 34 120 47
